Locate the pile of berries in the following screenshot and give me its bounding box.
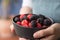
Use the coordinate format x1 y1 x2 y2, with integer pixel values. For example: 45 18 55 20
14 14 52 28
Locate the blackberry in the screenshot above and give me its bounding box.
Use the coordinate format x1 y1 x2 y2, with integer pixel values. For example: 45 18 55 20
44 19 52 26
23 16 28 20
38 14 46 19
25 14 28 16
37 18 44 25
20 15 28 21
14 17 20 22
31 20 37 28
30 15 38 21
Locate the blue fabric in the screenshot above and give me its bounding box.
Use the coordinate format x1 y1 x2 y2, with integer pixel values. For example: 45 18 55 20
10 0 22 15
0 0 22 15
32 0 60 23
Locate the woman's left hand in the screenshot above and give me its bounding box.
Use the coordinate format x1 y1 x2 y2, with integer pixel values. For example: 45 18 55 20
33 23 60 40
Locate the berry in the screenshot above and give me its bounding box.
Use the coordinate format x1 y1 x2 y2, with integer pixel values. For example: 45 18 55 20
38 14 46 19
30 15 38 21
37 23 42 28
21 20 29 27
23 16 28 20
17 21 21 25
20 14 25 19
20 14 28 21
37 18 44 25
25 14 28 16
27 14 32 19
29 23 32 28
30 20 37 28
24 24 28 28
15 14 53 28
44 19 52 26
14 17 20 22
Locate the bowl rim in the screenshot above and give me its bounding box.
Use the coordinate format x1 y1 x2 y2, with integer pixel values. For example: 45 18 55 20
12 14 54 29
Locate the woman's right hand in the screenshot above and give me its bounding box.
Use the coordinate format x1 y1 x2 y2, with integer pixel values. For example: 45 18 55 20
10 24 29 40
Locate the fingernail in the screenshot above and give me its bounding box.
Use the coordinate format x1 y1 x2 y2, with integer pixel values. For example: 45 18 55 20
19 38 27 40
33 33 38 38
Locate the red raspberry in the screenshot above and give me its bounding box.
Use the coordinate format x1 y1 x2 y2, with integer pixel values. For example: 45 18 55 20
21 20 29 27
29 23 32 28
20 14 25 19
17 21 21 25
22 20 29 24
24 24 28 28
37 23 42 28
27 14 32 19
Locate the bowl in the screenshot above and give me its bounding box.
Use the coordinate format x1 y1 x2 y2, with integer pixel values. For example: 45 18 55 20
13 14 54 39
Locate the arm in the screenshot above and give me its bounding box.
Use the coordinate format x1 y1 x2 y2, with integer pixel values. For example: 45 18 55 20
19 0 32 14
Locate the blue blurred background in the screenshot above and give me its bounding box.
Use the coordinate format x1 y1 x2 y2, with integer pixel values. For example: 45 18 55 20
0 0 22 39
0 0 22 18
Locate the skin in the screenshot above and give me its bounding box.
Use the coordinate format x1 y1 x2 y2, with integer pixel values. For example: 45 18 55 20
10 6 60 40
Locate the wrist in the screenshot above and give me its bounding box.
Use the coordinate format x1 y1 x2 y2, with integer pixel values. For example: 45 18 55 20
19 6 32 14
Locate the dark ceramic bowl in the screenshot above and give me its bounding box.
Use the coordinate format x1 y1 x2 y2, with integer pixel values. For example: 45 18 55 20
13 15 54 39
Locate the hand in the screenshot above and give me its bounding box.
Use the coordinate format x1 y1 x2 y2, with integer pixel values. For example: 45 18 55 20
10 23 60 40
10 24 29 40
33 23 60 40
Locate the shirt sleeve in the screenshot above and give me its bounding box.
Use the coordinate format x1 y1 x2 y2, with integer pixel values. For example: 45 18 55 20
22 0 32 8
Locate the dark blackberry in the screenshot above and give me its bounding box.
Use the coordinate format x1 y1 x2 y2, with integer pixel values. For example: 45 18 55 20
23 16 28 20
31 20 37 28
20 18 23 22
44 19 52 26
37 18 44 25
38 14 46 19
30 15 38 21
14 17 20 22
20 15 28 21
25 14 28 16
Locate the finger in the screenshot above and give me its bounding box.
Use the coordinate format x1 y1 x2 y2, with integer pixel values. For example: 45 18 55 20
19 38 30 40
40 35 57 40
33 25 55 38
10 24 15 32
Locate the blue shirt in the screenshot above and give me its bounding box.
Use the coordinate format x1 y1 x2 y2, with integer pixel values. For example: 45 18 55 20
32 0 60 23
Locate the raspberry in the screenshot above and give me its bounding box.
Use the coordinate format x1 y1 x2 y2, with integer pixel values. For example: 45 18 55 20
21 20 29 27
30 20 37 28
27 14 32 20
44 19 52 26
37 18 44 25
20 14 29 21
23 24 28 28
14 17 20 22
17 21 21 25
20 14 25 19
37 23 42 28
29 23 32 28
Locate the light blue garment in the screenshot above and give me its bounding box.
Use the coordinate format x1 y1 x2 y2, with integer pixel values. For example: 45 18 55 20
32 0 60 23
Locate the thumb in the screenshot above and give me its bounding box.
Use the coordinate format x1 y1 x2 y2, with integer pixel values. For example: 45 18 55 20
10 24 15 33
19 38 29 40
33 25 55 38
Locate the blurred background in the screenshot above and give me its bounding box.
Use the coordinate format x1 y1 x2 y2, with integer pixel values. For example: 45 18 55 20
0 0 22 18
0 0 22 40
